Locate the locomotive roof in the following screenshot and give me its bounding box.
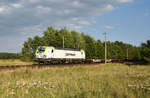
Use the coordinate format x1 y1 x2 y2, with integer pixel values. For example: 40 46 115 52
55 47 81 51
38 46 84 51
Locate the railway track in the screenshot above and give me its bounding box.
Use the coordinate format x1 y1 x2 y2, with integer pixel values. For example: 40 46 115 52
0 63 101 71
0 59 133 71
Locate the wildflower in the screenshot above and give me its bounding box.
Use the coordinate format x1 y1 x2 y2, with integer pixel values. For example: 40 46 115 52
22 81 26 86
43 82 48 85
44 86 47 89
38 81 42 85
141 86 145 89
10 91 15 95
16 81 20 86
7 82 10 86
27 85 32 89
128 85 136 87
50 85 55 88
136 84 140 88
33 81 37 86
25 90 28 94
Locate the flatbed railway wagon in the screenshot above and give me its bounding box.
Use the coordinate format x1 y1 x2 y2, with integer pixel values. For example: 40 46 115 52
35 46 85 64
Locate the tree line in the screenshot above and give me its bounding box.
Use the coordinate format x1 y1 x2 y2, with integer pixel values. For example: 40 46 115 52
0 53 19 59
20 26 150 63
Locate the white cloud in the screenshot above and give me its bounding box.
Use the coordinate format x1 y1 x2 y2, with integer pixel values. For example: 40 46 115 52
78 20 91 26
72 1 85 8
36 6 52 14
0 0 134 52
104 25 114 29
18 24 45 35
72 17 80 21
0 6 11 14
72 1 80 6
11 3 22 8
103 4 116 11
67 24 82 30
63 9 73 14
0 0 133 36
29 0 40 3
116 0 133 3
0 7 4 13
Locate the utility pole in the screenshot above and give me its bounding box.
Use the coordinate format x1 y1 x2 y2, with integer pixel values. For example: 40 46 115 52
78 44 80 49
126 48 128 60
105 32 107 64
63 36 64 48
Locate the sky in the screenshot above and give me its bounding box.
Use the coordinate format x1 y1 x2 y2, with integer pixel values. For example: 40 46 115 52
0 0 150 53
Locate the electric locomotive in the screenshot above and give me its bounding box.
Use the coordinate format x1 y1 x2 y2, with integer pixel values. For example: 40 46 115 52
35 46 85 64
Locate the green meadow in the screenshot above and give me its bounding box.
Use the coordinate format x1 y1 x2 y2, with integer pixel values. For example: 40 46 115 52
0 63 150 98
0 59 34 66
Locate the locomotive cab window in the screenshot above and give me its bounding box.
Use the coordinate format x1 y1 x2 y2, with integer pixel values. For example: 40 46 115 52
38 47 45 52
52 49 54 53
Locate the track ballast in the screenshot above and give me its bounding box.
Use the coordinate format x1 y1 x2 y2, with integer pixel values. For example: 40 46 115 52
0 63 101 71
0 59 132 71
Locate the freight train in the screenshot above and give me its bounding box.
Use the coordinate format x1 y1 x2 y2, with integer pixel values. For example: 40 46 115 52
35 46 127 64
35 46 86 64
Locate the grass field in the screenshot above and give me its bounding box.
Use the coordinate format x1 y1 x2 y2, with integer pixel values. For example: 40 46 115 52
0 63 150 98
0 59 34 66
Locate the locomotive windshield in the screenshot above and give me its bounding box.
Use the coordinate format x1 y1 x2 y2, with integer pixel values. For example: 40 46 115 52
38 47 45 52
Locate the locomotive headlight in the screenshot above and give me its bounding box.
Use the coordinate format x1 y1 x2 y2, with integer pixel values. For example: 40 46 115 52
36 55 39 58
43 55 46 58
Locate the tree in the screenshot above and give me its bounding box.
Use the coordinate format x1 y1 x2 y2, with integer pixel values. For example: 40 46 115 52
141 40 150 48
21 26 143 62
22 38 34 60
140 40 150 63
42 26 57 46
95 40 104 59
71 30 80 48
83 34 96 59
59 27 73 48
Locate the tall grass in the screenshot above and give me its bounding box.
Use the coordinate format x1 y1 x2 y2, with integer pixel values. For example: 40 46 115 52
0 59 34 66
0 63 150 98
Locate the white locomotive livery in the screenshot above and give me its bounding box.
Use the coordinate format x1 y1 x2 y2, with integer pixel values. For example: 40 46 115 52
35 46 85 64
